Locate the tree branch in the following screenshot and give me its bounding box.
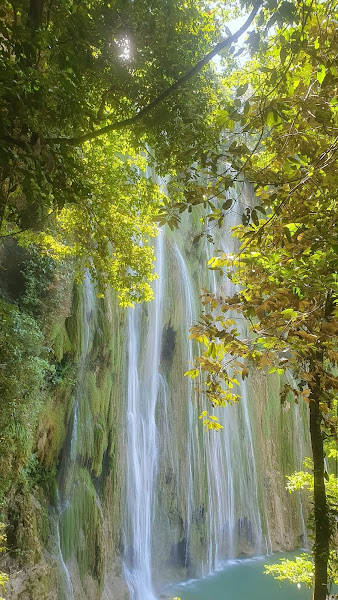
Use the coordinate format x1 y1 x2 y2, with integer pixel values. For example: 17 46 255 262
52 1 262 146
0 135 29 151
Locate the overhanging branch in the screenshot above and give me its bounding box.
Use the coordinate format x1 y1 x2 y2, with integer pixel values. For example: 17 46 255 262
52 1 262 146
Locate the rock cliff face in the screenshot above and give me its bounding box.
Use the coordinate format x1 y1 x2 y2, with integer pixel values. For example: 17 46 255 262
1 211 309 600
1 242 128 600
122 214 310 600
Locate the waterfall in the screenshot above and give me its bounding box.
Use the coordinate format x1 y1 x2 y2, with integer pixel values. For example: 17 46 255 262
124 232 164 600
173 242 203 564
287 372 310 547
56 271 96 599
122 193 309 598
203 239 236 568
56 494 75 600
202 229 264 570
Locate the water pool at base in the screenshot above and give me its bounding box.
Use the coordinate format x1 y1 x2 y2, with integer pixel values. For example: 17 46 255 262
164 553 311 600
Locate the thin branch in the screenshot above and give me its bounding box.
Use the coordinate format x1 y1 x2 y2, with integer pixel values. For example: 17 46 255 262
45 0 54 28
0 136 29 151
51 1 262 146
0 208 58 239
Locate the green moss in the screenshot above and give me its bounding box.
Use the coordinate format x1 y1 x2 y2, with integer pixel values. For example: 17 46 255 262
87 373 101 417
36 395 72 470
77 368 112 477
65 284 83 358
97 371 113 403
50 322 72 362
60 469 104 585
92 422 108 478
6 489 50 566
1 259 128 597
92 303 112 357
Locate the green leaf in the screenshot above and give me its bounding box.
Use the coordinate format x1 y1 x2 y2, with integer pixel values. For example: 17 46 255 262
251 210 259 226
222 198 232 210
317 64 326 84
236 83 249 97
243 100 250 115
245 31 261 53
266 111 276 127
280 46 288 65
283 226 292 242
281 308 298 319
278 1 297 23
242 212 249 226
184 368 199 379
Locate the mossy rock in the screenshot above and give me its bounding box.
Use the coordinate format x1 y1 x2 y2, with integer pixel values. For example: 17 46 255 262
36 397 69 469
59 471 104 585
6 491 48 566
87 373 101 417
50 322 72 362
92 422 108 478
65 284 83 359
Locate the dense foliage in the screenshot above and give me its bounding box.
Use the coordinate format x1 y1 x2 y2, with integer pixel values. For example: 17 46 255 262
183 2 338 598
0 524 8 600
265 451 338 592
0 299 49 500
0 0 236 304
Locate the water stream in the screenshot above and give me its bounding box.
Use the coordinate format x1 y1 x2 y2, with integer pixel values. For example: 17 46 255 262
124 232 164 600
48 186 309 599
173 241 203 567
123 195 309 599
56 272 96 599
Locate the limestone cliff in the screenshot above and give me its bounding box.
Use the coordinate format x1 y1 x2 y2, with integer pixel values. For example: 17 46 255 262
0 223 310 600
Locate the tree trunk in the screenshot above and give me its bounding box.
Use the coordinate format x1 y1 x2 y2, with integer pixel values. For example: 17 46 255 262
0 183 8 232
309 375 330 600
28 0 44 29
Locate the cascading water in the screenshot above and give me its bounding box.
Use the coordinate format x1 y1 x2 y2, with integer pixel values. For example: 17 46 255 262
56 272 96 599
201 224 265 571
202 238 236 569
56 491 75 600
287 372 310 547
124 232 164 600
123 187 310 598
173 242 204 565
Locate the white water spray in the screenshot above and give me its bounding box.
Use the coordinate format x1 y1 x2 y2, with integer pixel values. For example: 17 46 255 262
124 232 164 600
